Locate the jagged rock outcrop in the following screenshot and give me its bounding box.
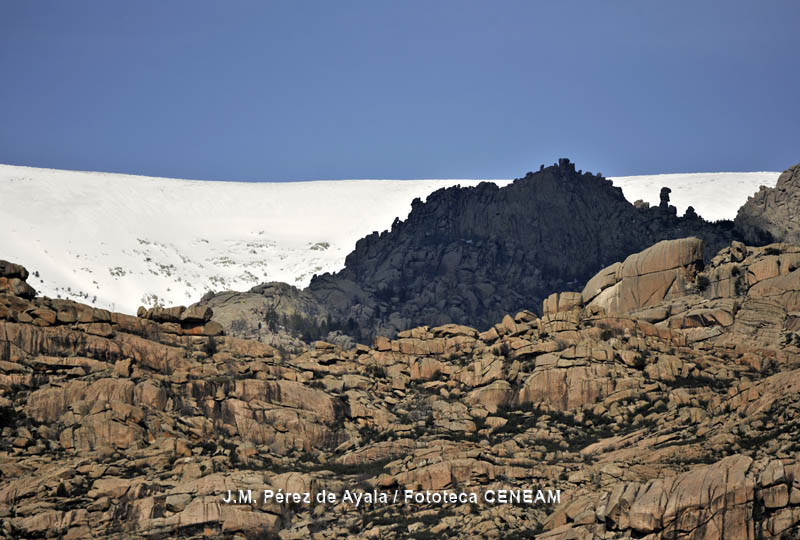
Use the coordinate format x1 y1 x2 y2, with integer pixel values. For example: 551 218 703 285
541 455 800 539
305 159 746 340
549 237 800 348
736 162 800 244
200 160 769 344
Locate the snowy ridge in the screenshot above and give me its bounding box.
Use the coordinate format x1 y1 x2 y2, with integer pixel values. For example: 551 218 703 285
0 164 778 314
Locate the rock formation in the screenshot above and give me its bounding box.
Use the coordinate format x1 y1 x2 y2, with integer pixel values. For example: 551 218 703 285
581 237 703 314
736 162 800 245
205 160 764 344
2 234 800 538
304 159 746 340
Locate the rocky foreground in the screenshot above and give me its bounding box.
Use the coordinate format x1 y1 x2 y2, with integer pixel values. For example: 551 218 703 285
2 237 800 539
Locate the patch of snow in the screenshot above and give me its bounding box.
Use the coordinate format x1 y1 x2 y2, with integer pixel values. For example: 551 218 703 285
0 164 778 314
0 165 510 313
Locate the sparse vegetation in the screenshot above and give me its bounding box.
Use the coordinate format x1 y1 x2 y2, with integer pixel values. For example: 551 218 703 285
696 274 711 292
108 266 127 277
203 336 218 356
493 341 511 358
633 350 649 370
365 364 386 379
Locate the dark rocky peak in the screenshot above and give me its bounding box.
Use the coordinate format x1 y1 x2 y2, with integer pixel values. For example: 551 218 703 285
307 160 749 339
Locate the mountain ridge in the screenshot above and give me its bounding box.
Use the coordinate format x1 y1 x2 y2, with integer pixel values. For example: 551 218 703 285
237 159 761 342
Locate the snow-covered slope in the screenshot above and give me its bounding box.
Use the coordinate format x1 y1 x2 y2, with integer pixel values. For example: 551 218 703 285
0 164 778 314
0 165 511 312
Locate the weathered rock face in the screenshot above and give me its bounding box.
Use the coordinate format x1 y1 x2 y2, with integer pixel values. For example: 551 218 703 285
135 303 223 336
540 455 800 540
736 162 800 245
582 237 703 314
306 160 745 340
3 242 800 539
199 281 353 351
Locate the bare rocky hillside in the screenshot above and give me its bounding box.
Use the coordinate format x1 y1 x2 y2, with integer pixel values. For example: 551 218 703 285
2 235 800 538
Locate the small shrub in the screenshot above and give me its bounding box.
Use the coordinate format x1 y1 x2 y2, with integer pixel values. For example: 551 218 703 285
734 273 748 296
696 275 711 292
0 406 20 429
365 364 386 379
203 336 218 357
200 441 218 455
263 307 279 332
633 352 648 370
493 342 511 358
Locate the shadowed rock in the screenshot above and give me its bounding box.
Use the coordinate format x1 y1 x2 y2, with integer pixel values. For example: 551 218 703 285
736 162 800 244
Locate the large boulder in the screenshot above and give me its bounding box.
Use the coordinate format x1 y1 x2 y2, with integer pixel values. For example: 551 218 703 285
703 243 800 310
0 260 35 299
584 238 703 315
0 260 29 280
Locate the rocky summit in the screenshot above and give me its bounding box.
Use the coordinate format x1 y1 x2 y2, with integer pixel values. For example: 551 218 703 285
2 233 800 539
206 159 755 345
306 159 751 341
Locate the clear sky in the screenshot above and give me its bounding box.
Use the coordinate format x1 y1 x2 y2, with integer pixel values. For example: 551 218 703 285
1 1 798 181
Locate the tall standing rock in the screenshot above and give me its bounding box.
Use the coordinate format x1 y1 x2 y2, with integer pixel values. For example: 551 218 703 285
659 186 671 209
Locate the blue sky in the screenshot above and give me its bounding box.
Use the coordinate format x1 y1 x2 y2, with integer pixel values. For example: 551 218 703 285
1 1 798 181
